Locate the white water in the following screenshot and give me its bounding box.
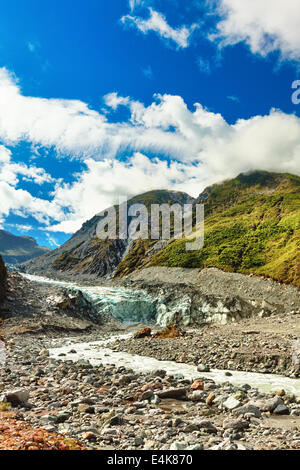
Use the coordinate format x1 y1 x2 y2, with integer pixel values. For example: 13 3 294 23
22 273 300 395
48 335 300 395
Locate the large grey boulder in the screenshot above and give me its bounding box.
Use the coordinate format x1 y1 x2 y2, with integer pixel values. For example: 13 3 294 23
2 389 30 406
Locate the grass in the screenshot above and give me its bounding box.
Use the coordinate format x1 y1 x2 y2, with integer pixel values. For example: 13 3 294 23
147 172 300 286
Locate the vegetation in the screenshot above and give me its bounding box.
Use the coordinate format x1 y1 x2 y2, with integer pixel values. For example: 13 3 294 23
148 172 300 286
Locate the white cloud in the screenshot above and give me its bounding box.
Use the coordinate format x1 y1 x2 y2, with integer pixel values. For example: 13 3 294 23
211 0 300 61
103 92 130 110
46 153 210 233
0 68 189 160
121 8 198 49
0 145 63 225
0 68 300 234
129 0 145 11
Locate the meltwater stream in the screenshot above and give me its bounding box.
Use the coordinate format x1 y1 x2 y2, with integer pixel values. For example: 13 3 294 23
48 336 300 395
22 273 300 395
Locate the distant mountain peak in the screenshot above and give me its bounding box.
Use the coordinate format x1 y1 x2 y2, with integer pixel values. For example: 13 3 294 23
0 230 51 265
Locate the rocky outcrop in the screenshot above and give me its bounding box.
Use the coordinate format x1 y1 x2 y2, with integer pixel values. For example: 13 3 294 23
0 255 6 306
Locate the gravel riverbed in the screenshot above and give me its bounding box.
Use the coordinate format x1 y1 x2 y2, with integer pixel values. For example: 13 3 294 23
1 327 300 451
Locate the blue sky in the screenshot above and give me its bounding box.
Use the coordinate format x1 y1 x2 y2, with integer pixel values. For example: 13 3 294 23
0 0 299 248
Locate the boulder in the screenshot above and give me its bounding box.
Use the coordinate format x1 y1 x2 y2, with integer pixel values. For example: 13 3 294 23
191 380 204 391
156 388 187 399
273 404 290 415
223 396 241 410
133 327 152 339
197 363 210 373
3 389 30 406
197 419 218 434
234 404 261 418
250 396 284 412
223 418 249 431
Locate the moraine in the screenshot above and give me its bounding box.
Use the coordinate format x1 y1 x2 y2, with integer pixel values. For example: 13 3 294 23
21 273 300 395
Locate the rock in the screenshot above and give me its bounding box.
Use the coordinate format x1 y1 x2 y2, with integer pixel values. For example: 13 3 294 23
273 404 290 415
197 419 218 434
276 389 285 397
39 349 49 357
178 353 188 363
82 432 97 441
109 415 123 426
234 404 261 418
206 392 216 406
134 328 152 339
77 404 95 414
210 439 239 451
188 444 204 450
191 380 203 391
150 395 161 404
184 423 198 433
119 374 136 385
172 418 183 427
223 418 249 431
141 390 154 400
40 414 58 424
197 364 210 373
234 390 247 400
134 437 144 446
56 412 71 423
151 370 167 378
170 442 188 451
3 389 29 406
156 388 187 399
223 396 241 411
191 390 206 402
251 396 284 412
170 442 202 451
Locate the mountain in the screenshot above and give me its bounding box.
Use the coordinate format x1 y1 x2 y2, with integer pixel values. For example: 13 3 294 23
21 190 194 278
21 172 300 286
148 171 300 286
0 230 51 264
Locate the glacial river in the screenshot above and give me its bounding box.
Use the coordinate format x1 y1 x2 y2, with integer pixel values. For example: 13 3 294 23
22 273 300 395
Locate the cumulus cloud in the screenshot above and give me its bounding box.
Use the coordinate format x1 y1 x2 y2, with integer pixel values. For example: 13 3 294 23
103 92 130 110
0 68 300 234
0 145 62 225
121 8 198 49
46 153 212 233
0 68 189 160
211 0 300 61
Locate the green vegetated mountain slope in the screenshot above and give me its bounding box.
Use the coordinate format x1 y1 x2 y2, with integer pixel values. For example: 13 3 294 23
145 172 300 286
0 230 50 264
22 190 193 277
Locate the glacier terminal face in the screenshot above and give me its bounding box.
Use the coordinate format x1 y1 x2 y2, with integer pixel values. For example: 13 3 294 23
21 273 275 327
22 273 157 324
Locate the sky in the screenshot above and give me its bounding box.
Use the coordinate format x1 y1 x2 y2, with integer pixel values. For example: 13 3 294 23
0 0 300 248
